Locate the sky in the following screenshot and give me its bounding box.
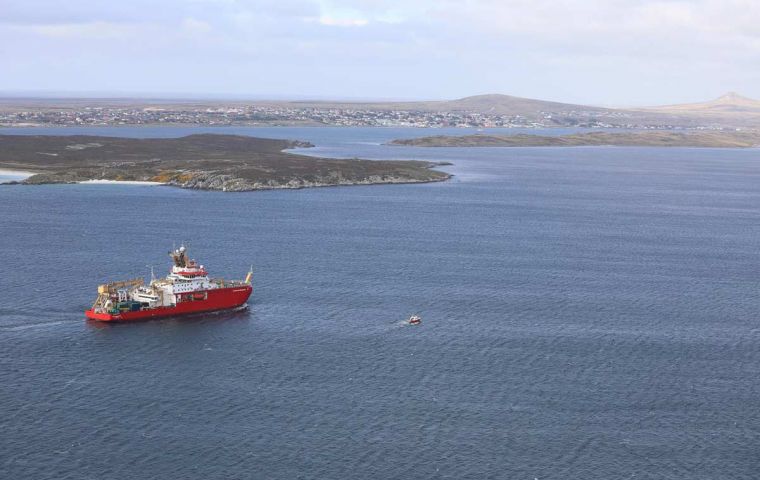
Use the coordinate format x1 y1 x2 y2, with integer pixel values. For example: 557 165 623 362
1 0 759 106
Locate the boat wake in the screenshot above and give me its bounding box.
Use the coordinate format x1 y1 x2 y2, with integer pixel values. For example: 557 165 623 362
1 320 71 332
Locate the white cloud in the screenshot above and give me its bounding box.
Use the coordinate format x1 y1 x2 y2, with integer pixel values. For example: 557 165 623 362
318 16 368 27
1 0 759 103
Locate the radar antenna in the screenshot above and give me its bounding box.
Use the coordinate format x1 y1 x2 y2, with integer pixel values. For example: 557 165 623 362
169 245 188 267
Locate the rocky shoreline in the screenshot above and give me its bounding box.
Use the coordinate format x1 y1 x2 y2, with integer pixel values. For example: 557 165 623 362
10 168 450 192
0 134 450 192
161 171 450 192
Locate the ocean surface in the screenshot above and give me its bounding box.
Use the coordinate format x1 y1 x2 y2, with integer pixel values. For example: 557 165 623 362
1 126 759 479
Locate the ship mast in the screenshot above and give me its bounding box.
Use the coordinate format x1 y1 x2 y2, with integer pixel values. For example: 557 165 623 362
169 245 188 267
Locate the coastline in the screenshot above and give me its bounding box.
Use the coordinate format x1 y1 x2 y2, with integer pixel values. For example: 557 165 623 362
3 172 449 190
0 168 35 180
0 133 450 191
389 130 760 148
78 179 165 185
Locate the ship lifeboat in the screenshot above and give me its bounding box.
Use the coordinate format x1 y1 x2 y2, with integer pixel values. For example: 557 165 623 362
408 315 422 325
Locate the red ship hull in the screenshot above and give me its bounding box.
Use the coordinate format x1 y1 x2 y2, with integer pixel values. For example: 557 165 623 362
85 285 252 322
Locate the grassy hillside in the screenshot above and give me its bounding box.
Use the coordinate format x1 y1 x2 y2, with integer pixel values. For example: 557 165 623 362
0 134 449 191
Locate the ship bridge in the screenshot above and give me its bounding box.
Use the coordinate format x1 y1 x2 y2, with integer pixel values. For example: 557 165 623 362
166 247 214 294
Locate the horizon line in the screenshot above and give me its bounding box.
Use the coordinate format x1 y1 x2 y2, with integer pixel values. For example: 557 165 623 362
0 90 754 110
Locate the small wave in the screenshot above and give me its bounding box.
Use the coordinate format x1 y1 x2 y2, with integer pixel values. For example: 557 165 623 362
1 320 70 332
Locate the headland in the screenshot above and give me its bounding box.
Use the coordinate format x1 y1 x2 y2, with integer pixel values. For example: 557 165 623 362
0 134 449 191
389 130 760 148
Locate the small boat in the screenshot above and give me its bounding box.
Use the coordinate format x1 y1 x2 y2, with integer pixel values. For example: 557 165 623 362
408 314 422 325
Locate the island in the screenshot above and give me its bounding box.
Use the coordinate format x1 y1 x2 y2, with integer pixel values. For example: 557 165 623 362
388 130 760 148
0 134 449 191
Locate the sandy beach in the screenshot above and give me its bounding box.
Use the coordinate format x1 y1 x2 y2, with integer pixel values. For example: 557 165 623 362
78 179 165 185
0 169 35 180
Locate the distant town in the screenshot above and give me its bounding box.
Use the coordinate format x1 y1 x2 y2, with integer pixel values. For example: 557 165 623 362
2 91 758 130
0 103 649 129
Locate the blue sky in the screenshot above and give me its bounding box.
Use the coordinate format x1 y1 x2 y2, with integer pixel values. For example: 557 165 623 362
1 0 759 105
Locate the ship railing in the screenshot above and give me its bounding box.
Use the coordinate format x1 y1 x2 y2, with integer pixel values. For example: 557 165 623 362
210 278 246 288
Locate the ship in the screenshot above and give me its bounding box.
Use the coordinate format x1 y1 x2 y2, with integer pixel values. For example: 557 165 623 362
85 246 253 322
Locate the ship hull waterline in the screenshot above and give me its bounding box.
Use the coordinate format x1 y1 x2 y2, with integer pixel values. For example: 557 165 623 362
85 285 252 322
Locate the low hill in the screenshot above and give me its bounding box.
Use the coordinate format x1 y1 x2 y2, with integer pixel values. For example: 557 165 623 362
272 93 760 128
4 92 760 128
645 92 760 114
429 94 611 115
0 134 449 191
282 93 611 116
389 130 760 148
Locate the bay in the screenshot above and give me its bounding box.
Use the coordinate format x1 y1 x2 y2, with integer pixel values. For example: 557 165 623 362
1 127 759 479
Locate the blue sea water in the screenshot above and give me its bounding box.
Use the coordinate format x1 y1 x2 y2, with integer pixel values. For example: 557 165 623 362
1 127 759 479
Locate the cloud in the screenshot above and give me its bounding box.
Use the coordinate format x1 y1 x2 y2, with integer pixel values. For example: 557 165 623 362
0 0 759 103
318 16 368 27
